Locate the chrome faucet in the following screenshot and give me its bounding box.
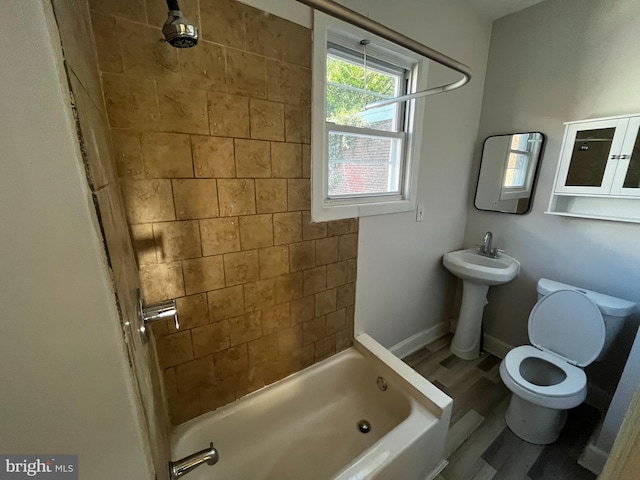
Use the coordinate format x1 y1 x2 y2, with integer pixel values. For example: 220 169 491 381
478 231 499 258
169 442 219 480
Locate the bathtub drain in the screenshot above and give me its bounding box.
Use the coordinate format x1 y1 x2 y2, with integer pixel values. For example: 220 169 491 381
357 420 371 433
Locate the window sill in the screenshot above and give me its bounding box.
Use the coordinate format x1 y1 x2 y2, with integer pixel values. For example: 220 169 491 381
311 196 416 222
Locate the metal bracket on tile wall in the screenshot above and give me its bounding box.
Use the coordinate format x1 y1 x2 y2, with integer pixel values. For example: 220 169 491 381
137 289 179 342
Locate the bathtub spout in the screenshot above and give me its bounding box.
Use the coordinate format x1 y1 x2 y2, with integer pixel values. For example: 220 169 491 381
169 442 219 479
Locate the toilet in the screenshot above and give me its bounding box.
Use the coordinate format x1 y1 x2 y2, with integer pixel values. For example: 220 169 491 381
499 278 636 445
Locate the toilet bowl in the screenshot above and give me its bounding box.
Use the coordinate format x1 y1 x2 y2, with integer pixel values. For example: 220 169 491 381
499 288 605 444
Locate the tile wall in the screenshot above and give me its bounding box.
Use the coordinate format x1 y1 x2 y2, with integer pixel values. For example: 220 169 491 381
89 0 358 425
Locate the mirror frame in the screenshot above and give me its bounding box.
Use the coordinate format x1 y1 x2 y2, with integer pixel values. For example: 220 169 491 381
474 132 546 215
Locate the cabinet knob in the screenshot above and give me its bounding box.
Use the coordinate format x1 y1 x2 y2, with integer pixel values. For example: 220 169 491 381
610 154 620 159
619 154 630 160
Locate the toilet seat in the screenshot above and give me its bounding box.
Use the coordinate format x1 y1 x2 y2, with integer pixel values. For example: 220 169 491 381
500 346 587 410
502 345 586 397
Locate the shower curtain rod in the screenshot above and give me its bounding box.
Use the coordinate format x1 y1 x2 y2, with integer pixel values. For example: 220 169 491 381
295 0 472 109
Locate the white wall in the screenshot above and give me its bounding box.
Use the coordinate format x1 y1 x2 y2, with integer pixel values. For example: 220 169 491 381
463 0 640 391
348 0 493 347
0 1 152 478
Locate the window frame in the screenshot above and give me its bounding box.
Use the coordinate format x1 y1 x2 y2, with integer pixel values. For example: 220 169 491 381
311 12 428 222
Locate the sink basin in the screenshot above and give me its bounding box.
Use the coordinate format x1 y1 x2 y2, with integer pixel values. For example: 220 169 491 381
443 248 520 286
442 248 520 360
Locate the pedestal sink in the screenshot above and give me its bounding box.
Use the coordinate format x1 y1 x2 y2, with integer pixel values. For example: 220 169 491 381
443 248 520 360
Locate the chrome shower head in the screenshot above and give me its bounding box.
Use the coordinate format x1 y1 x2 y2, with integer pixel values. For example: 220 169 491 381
163 0 198 48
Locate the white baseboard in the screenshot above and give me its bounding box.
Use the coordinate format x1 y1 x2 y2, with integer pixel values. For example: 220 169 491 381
578 417 607 474
578 444 609 475
482 334 513 359
389 321 450 359
425 459 448 480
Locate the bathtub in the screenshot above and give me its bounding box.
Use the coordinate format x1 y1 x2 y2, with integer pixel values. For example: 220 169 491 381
171 334 452 480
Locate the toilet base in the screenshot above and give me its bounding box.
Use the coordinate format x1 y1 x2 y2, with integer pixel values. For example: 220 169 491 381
504 394 567 445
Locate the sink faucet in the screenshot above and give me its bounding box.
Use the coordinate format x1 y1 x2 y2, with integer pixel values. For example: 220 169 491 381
478 231 499 258
169 442 219 480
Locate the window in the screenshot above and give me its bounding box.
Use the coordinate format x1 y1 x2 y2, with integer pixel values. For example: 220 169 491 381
326 47 407 198
312 13 427 221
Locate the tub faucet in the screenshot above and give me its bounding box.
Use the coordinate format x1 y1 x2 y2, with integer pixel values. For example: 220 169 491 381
478 231 498 258
169 442 219 480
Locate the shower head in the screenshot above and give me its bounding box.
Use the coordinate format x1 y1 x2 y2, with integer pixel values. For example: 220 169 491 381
163 0 198 48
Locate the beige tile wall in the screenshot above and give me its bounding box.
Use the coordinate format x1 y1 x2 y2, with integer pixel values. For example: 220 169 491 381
51 0 171 476
90 0 357 425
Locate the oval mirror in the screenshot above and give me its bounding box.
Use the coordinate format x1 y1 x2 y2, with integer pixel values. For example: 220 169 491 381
474 132 545 214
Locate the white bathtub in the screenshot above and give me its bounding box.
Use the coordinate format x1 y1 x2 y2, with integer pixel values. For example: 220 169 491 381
171 334 452 480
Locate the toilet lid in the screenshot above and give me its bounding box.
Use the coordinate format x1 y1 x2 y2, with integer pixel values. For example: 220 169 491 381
529 289 605 367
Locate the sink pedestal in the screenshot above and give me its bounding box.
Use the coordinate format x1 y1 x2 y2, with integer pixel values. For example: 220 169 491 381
442 248 520 361
450 281 489 360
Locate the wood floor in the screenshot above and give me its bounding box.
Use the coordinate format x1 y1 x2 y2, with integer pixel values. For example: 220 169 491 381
403 335 599 480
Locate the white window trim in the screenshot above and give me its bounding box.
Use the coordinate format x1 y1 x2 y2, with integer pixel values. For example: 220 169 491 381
311 12 429 222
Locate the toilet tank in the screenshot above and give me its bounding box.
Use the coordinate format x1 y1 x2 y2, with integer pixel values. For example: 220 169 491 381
536 278 636 360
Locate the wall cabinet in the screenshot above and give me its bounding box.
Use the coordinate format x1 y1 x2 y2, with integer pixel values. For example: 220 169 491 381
547 114 640 223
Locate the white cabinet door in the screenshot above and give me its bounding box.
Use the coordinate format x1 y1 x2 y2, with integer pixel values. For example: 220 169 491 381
610 117 640 197
554 118 628 195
